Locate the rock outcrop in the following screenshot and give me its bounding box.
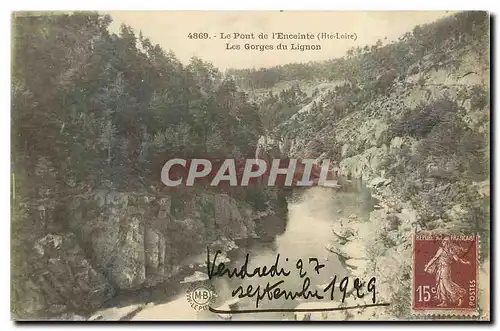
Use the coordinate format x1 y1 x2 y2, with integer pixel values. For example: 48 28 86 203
13 234 114 320
13 187 285 319
279 14 489 320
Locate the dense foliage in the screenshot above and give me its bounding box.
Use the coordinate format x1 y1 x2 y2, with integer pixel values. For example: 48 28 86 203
12 11 265 213
228 12 489 90
11 12 267 316
11 10 490 320
258 11 490 319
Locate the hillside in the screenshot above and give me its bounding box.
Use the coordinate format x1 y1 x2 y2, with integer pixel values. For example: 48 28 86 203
241 11 490 320
10 11 490 321
11 12 286 319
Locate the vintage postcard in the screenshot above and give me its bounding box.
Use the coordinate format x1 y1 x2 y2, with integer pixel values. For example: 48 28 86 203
11 10 490 321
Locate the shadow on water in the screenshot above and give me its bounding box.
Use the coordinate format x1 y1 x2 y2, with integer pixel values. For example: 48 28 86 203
340 177 378 217
97 179 376 319
100 200 290 312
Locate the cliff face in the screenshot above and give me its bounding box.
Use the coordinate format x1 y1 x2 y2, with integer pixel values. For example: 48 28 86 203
11 11 490 322
12 187 286 319
12 12 275 320
15 233 113 318
270 14 490 320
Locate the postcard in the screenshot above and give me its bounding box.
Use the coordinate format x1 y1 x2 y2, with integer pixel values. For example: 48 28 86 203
11 10 490 321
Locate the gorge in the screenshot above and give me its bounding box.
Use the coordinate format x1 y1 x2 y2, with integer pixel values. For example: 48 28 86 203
11 11 490 321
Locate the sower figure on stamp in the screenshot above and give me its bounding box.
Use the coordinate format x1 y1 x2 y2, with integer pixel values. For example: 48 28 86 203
424 237 470 307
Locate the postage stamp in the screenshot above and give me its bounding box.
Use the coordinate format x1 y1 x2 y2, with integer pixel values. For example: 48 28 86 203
10 10 490 321
412 233 479 316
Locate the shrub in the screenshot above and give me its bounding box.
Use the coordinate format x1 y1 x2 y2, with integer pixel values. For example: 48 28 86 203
242 185 270 211
389 97 459 140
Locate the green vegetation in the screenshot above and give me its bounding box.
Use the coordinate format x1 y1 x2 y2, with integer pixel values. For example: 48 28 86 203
256 83 311 133
228 12 489 90
239 11 489 320
11 11 268 231
11 12 272 318
11 10 490 320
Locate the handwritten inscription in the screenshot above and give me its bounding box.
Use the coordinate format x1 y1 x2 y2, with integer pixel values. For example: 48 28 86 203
206 248 376 308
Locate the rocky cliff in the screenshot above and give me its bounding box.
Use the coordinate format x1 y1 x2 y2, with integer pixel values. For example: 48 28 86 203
11 11 277 320
269 12 490 320
12 187 286 320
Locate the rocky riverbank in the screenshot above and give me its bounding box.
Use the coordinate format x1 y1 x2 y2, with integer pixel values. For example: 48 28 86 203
11 187 287 320
272 12 490 320
321 177 490 320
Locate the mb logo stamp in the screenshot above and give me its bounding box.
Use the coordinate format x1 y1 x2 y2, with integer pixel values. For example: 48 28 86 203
186 283 218 311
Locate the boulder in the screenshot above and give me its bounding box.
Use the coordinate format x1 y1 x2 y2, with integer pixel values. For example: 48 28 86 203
15 234 113 318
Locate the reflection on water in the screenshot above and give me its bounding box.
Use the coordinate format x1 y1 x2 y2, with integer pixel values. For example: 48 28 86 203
127 182 375 321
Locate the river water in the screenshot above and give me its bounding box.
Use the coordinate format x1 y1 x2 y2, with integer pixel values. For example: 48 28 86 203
99 182 374 321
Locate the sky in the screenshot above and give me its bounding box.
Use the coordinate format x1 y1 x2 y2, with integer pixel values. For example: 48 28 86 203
104 11 456 70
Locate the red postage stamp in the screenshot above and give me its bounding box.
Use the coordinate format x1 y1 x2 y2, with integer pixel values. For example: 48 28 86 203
412 233 479 316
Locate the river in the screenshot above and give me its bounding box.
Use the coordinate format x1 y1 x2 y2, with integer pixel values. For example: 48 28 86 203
95 182 375 321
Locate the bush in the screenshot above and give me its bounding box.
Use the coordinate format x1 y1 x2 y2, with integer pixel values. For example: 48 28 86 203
389 97 458 140
417 114 487 181
242 185 270 211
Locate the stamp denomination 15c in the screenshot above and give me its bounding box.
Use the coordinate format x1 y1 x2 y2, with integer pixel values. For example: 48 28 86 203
412 233 479 316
